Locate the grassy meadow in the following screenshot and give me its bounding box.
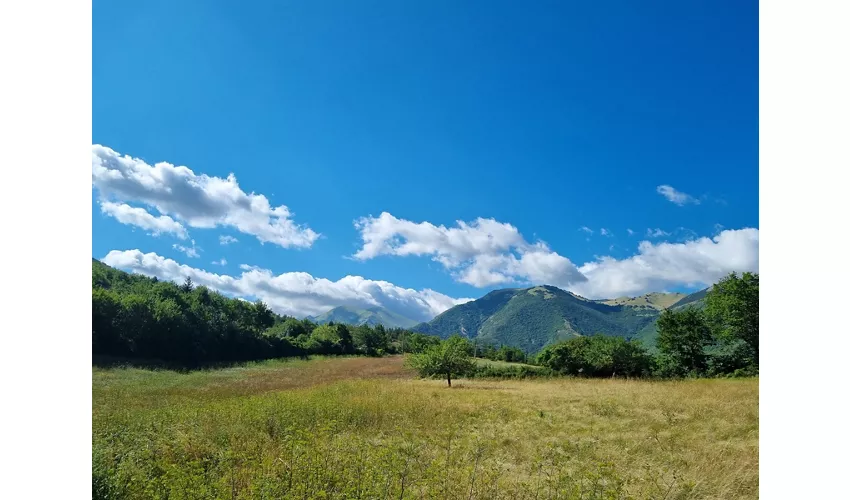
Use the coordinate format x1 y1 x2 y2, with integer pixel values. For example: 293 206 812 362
93 356 758 499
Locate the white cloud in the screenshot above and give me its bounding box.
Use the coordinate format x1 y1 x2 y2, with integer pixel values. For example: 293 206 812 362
219 235 238 245
646 228 671 238
656 185 700 206
173 240 200 258
570 228 759 299
600 228 611 237
102 250 472 321
579 226 594 234
354 212 525 264
211 258 227 266
353 212 587 289
627 228 635 236
92 145 319 248
100 201 188 239
352 212 758 301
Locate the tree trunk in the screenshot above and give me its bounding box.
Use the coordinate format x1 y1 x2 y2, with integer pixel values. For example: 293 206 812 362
447 373 451 387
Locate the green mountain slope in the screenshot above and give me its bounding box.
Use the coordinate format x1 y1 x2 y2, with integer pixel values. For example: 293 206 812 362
414 285 660 353
413 288 521 338
308 306 418 329
669 288 709 309
633 288 710 350
598 292 687 310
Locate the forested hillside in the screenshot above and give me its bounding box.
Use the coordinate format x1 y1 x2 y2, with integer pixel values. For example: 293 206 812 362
415 285 660 352
92 259 434 366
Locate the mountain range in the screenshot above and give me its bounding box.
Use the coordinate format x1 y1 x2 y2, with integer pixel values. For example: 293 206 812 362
307 306 419 329
95 255 706 351
411 285 707 352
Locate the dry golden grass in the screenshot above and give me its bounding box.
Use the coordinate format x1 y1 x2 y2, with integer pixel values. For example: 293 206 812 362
93 356 757 499
600 292 688 310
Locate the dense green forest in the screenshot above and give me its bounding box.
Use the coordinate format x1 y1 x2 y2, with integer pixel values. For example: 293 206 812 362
92 259 439 366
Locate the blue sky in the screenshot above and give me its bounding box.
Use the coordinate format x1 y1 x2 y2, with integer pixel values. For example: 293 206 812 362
93 0 758 321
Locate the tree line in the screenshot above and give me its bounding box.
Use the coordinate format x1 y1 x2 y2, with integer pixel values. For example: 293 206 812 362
409 272 758 385
93 260 758 380
92 260 442 367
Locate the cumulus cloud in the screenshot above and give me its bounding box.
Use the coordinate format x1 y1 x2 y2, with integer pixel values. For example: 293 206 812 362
92 145 319 248
600 228 611 237
352 212 758 300
102 250 471 321
656 185 700 206
173 240 200 258
219 235 238 245
353 212 587 289
100 201 188 239
646 228 671 238
570 228 759 299
211 258 227 266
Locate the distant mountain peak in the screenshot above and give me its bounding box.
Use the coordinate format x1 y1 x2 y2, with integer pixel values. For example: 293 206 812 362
413 285 661 353
598 292 688 310
309 305 418 329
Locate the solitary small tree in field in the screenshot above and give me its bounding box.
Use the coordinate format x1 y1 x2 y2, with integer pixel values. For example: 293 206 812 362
408 335 473 387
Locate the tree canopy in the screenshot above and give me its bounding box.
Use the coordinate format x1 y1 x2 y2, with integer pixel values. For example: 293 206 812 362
92 260 438 367
704 272 759 364
407 335 474 386
537 335 652 377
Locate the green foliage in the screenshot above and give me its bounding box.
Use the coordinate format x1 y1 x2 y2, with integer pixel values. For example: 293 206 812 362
91 260 441 367
536 335 652 377
353 323 389 355
263 317 308 339
705 338 755 376
704 272 759 364
494 345 527 363
408 335 475 386
92 260 758 381
467 359 554 379
306 324 347 354
473 342 530 363
655 308 713 376
402 332 442 353
631 288 710 350
652 273 759 378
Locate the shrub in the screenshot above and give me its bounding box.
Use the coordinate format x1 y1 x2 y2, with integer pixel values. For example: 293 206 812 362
537 335 652 377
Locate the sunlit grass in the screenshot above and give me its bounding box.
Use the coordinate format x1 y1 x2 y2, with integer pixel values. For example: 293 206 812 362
471 357 541 369
93 356 757 499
